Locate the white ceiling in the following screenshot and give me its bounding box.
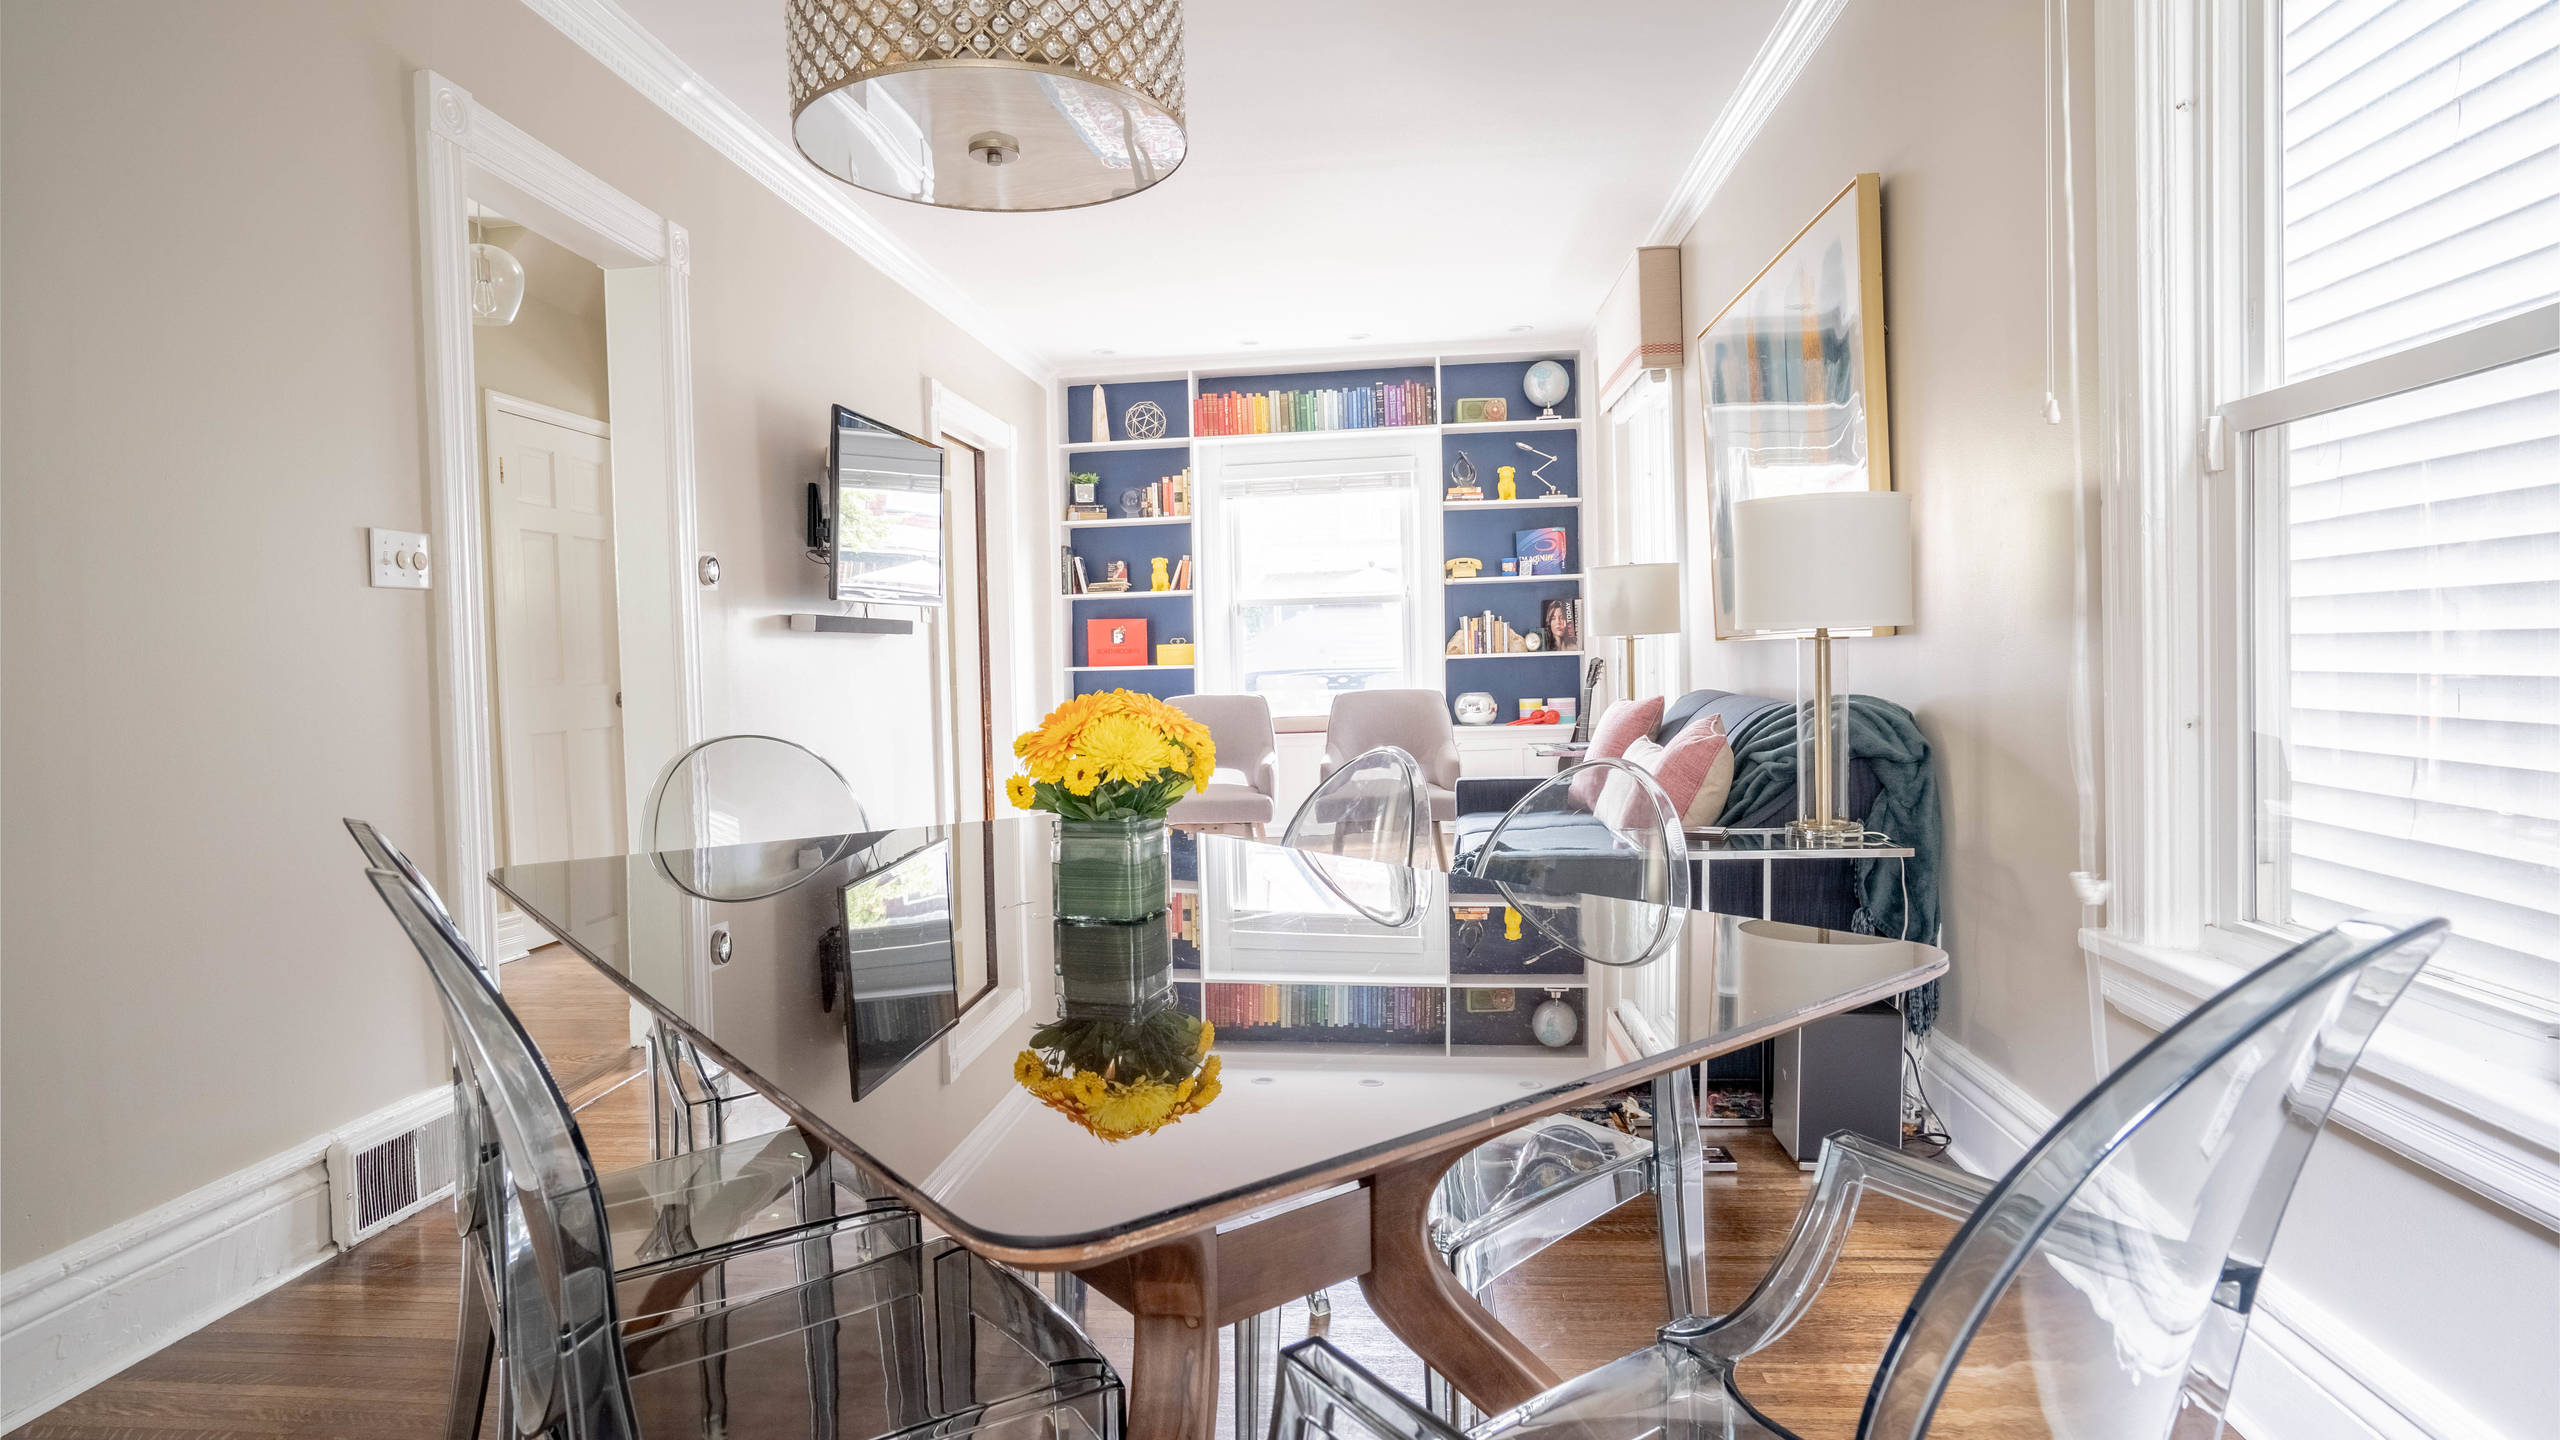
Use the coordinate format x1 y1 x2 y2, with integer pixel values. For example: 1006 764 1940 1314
610 0 1782 372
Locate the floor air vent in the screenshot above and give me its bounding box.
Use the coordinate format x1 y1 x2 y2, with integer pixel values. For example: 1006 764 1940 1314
327 1108 458 1246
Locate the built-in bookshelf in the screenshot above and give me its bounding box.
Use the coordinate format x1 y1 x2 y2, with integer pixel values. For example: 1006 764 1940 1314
1056 353 1586 717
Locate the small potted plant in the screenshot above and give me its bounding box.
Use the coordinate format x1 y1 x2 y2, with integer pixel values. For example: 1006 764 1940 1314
1071 471 1100 505
1005 690 1215 922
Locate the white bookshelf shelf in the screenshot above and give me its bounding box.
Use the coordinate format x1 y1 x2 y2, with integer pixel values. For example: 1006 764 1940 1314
1445 572 1582 586
1064 515 1193 529
1061 436 1193 452
1068 663 1195 673
1440 417 1584 434
1068 589 1193 602
1191 425 1436 447
1445 650 1584 661
1442 496 1581 509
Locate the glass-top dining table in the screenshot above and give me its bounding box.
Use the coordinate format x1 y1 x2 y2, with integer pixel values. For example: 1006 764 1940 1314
492 818 1945 1440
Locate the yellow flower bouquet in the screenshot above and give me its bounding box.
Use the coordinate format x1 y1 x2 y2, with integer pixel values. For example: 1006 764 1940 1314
1005 690 1216 822
1015 1011 1221 1142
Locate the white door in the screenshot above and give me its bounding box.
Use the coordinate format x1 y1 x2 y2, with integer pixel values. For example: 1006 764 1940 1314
486 396 626 870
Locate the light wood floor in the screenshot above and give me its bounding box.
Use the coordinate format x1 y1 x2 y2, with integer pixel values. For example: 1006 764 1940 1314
13 956 2062 1439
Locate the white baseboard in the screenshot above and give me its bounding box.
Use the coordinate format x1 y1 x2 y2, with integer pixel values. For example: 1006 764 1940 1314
0 1085 452 1430
1914 1034 2511 1440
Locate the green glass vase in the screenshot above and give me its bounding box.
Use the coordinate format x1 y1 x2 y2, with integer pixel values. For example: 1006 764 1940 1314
1052 815 1170 923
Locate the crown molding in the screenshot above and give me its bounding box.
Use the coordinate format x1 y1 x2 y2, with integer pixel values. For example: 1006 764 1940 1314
518 0 1055 385
1642 0 1852 246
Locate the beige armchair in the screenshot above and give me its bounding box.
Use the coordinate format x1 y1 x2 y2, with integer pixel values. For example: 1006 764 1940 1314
1168 692 1279 835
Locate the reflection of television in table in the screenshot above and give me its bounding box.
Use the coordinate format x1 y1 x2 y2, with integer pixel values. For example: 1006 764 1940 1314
837 840 959 1098
813 404 946 605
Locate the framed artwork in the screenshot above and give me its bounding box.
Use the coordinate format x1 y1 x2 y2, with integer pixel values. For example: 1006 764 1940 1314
1696 173 1894 639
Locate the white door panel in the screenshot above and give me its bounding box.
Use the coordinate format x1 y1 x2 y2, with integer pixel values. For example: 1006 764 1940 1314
487 400 625 870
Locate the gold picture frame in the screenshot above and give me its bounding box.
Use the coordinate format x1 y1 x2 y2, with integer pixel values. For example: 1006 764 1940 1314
1695 174 1894 640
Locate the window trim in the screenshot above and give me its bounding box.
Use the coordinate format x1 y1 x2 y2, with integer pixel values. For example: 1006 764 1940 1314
2091 0 2559 1226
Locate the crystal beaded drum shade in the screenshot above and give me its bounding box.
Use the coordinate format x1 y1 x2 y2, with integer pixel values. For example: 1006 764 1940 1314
787 0 1188 212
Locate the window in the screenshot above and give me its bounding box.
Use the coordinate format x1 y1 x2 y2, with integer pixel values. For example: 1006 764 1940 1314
1199 433 1440 718
1607 371 1686 700
2227 0 2559 1012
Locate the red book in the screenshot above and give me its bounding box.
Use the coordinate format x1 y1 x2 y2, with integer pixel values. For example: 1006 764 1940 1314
1086 617 1149 667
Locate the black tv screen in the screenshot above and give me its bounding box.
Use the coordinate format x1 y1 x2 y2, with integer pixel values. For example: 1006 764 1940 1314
838 840 959 1099
828 405 945 605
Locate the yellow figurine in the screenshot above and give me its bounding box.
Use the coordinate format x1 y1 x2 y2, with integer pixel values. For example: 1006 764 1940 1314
1496 465 1518 501
1504 906 1522 941
1150 557 1171 591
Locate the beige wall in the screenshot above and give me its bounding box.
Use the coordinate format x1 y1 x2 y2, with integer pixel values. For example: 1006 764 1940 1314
0 0 1045 1267
1674 0 2102 1111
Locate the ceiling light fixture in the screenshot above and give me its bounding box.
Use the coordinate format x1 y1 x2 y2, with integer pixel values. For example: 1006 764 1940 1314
1507 324 1535 334
786 0 1187 213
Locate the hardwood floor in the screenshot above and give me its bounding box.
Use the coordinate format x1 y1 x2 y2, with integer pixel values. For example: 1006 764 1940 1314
503 941 643 1100
13 992 2052 1439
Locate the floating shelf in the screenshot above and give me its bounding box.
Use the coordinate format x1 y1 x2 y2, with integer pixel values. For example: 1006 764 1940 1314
1068 663 1196 673
1068 589 1194 602
1445 572 1583 586
1064 515 1193 529
1440 417 1584 434
1061 436 1193 453
1446 650 1583 661
1442 496 1581 510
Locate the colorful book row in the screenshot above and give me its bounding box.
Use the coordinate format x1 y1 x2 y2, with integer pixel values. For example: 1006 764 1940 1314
1195 381 1436 436
1200 983 1447 1032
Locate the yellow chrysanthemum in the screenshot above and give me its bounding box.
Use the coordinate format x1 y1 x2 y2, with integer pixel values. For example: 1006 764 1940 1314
1079 712 1176 785
1004 774 1037 809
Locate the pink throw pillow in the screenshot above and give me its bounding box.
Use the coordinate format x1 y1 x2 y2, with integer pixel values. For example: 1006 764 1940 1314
1571 697 1663 808
1653 713 1736 826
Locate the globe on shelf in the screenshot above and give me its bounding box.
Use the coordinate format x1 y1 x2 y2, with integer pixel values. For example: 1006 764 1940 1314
1522 360 1571 419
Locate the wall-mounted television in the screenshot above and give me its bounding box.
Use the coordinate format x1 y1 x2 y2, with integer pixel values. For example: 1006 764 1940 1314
816 405 945 605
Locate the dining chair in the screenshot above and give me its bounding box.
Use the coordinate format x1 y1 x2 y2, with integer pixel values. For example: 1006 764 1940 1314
1281 745 1433 867
1322 691 1461 864
361 863 1122 1440
1461 756 1693 966
645 734 876 1154
1271 913 2448 1440
1168 693 1279 835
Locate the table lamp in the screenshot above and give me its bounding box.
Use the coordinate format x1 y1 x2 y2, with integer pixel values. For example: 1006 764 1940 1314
1730 491 1914 844
1586 562 1682 714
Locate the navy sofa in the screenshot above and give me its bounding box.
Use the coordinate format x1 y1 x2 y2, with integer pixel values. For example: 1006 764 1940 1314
1451 688 1880 929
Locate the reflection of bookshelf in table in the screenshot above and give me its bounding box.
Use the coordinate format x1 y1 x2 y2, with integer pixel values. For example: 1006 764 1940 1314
1169 980 1587 1053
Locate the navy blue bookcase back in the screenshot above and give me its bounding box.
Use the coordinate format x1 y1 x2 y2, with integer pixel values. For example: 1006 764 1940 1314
1067 379 1192 445
1440 429 1580 500
1439 357 1579 423
1441 506 1580 586
1067 520 1192 597
1195 363 1437 433
1064 445 1192 519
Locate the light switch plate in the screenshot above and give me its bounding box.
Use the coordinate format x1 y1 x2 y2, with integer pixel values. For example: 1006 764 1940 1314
371 528 431 589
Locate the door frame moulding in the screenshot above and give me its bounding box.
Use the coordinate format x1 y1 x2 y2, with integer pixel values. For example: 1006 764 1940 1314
415 69 703 969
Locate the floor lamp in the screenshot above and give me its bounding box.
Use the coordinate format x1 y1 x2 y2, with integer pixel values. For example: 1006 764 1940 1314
1730 492 1913 844
1586 563 1682 715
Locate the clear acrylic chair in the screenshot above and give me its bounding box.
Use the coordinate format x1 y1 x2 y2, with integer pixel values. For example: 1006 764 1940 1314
346 816 902 1267
1282 745 1433 867
1271 913 2448 1440
361 864 1122 1440
645 735 876 1154
1461 757 1693 967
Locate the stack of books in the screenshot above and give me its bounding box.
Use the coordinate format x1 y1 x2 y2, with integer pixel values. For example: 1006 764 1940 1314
1195 379 1436 436
1447 611 1542 655
1201 983 1445 1033
1066 503 1110 521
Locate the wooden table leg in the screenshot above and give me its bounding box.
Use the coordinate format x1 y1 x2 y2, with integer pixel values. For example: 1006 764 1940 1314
1122 1232 1220 1440
1358 1144 1561 1414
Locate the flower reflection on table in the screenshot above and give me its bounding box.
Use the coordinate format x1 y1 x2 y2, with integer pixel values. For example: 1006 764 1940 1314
1017 914 1221 1141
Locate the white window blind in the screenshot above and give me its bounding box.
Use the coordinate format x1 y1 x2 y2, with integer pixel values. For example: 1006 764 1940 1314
2249 0 2560 1004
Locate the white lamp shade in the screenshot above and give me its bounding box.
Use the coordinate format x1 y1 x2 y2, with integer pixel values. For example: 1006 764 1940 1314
1586 562 1682 638
1731 491 1914 632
